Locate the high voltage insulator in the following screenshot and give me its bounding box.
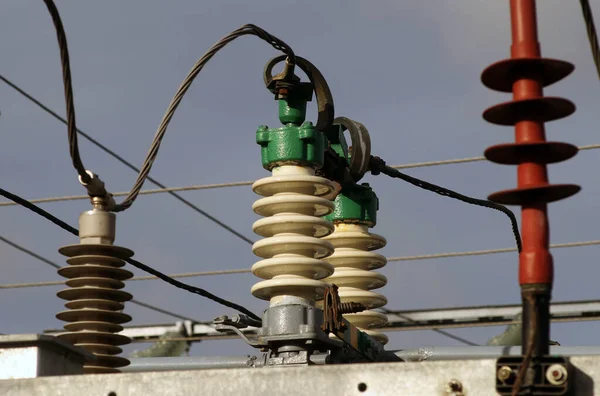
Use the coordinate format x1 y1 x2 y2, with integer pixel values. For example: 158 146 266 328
322 183 388 344
481 0 580 360
56 196 134 373
251 75 336 308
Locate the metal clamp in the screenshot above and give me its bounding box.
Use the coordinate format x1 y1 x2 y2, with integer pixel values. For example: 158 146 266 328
213 315 265 348
495 355 572 395
331 117 372 183
264 55 335 133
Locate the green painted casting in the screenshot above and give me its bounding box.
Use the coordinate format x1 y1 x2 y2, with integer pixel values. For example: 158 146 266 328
325 124 350 165
325 183 379 226
278 98 306 125
257 95 326 170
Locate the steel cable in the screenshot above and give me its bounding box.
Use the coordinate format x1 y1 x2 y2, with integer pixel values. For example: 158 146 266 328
6 240 600 290
42 0 90 184
0 235 199 322
0 74 254 245
113 24 294 212
42 0 294 213
2 144 600 207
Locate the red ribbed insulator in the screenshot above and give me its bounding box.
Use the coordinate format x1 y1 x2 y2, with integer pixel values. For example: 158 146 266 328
481 0 580 287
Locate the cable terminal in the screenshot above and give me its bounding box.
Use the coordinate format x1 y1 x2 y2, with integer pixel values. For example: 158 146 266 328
78 170 116 210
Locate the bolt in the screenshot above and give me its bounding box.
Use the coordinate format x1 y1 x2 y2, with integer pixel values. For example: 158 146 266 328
497 366 513 382
338 302 366 314
546 364 568 386
257 125 269 132
301 121 313 128
445 379 463 394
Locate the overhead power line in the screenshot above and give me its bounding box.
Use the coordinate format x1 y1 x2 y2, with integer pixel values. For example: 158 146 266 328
2 143 599 208
0 235 199 322
0 187 262 321
4 239 599 290
580 0 600 80
0 73 254 245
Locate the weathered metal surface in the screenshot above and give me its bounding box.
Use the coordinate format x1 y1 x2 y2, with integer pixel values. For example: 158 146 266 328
0 334 93 380
2 356 600 395
43 300 600 343
120 348 600 372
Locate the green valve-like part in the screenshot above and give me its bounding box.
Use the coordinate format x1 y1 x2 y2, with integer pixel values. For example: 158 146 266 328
325 183 379 226
256 95 326 170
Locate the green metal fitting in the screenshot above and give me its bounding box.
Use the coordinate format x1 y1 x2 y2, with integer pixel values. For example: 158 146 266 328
325 124 350 165
257 90 327 170
325 183 379 226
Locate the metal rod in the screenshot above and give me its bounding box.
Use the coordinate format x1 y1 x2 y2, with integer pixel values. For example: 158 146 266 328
120 347 600 372
394 346 600 362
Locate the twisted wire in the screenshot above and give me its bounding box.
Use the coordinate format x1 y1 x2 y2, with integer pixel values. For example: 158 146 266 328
114 24 294 212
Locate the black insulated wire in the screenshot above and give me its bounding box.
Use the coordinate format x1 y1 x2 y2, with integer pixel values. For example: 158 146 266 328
0 74 254 245
369 156 523 253
580 0 600 80
0 234 200 322
0 187 262 322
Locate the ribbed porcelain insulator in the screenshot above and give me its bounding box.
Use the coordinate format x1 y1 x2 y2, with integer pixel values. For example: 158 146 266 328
251 165 337 306
323 223 388 344
57 243 134 373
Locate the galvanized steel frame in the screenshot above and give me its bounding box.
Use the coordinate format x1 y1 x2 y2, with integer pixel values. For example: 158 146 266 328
3 356 600 395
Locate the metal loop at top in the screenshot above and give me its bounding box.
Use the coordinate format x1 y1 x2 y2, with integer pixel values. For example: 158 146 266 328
264 55 335 132
333 117 372 183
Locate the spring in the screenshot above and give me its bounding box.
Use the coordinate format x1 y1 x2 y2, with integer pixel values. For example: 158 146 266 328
251 165 337 306
56 243 134 374
323 223 388 344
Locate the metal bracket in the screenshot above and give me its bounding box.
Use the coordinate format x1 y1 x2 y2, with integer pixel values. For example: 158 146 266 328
321 285 400 363
213 315 265 348
496 355 572 395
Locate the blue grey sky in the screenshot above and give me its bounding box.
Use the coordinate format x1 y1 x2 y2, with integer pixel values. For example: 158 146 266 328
1 0 600 357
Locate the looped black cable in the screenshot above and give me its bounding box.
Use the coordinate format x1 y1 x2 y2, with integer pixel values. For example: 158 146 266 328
0 187 262 322
264 55 335 133
369 156 523 253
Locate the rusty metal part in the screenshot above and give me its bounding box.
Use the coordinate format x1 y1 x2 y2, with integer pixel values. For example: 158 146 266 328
338 302 366 315
481 0 579 364
264 55 335 132
321 284 345 334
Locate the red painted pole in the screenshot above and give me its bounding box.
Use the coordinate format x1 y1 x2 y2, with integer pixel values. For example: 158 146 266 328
481 0 580 358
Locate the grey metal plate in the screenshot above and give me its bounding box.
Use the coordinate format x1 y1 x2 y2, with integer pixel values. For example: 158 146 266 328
2 356 600 395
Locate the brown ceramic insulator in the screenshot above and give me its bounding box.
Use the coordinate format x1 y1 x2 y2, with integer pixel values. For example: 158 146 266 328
56 244 134 373
488 184 581 205
481 0 580 290
481 57 574 93
485 141 578 165
483 97 575 126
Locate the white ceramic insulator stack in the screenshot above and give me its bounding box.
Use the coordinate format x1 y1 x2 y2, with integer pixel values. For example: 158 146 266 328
56 204 134 373
323 223 389 344
251 165 338 306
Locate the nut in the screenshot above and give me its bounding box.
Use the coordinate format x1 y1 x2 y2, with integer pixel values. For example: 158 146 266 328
445 379 463 394
497 365 513 382
546 364 568 386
